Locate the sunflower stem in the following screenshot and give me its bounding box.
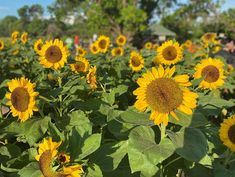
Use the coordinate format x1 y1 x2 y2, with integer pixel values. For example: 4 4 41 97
224 150 233 166
160 124 166 141
58 77 63 117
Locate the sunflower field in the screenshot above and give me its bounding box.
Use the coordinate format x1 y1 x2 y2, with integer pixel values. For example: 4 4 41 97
0 31 235 177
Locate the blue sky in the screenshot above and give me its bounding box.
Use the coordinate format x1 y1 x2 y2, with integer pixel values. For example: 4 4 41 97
0 0 54 19
0 0 235 19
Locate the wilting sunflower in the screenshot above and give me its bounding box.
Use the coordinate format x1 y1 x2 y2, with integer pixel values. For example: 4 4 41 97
62 164 83 177
97 35 110 53
194 58 225 89
39 39 69 70
76 46 87 56
11 31 19 44
201 32 217 44
5 77 38 122
156 40 183 65
21 32 28 44
70 57 89 73
219 115 235 151
89 42 99 54
0 40 4 50
133 65 198 126
111 47 124 57
116 35 126 46
34 38 43 54
35 137 61 161
144 42 153 49
86 66 97 90
129 51 144 72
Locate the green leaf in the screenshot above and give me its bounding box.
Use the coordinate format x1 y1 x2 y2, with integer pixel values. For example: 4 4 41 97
17 162 41 177
128 126 175 165
167 128 208 162
87 163 103 177
78 133 101 160
90 141 128 172
102 90 115 106
118 110 153 126
3 117 50 146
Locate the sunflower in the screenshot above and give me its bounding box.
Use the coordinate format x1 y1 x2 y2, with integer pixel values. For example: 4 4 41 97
226 64 234 75
11 31 19 44
194 58 225 89
34 38 43 54
152 44 158 50
58 153 70 163
129 51 144 72
96 35 110 53
144 42 153 49
133 65 198 126
156 40 183 65
219 115 235 151
111 47 124 57
0 40 4 50
62 164 83 177
76 46 87 56
39 39 69 70
21 32 28 44
35 137 61 161
5 77 38 122
86 66 97 90
201 32 217 44
70 57 89 73
116 35 126 46
89 42 99 54
183 40 192 48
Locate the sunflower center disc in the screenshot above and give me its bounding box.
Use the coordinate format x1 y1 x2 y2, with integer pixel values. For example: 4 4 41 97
45 45 62 63
75 62 85 72
201 65 220 83
99 40 107 49
162 46 177 61
119 38 124 43
131 56 141 67
146 78 183 113
115 49 121 55
228 124 235 144
11 87 30 112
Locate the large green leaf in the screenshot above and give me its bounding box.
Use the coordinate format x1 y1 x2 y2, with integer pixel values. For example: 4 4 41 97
118 110 153 126
17 162 41 177
128 126 175 176
90 141 128 172
167 127 208 162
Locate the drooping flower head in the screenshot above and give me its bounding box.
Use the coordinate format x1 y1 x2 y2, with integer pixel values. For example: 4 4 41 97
21 32 28 44
133 65 198 126
6 77 38 122
11 31 19 44
86 66 97 90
